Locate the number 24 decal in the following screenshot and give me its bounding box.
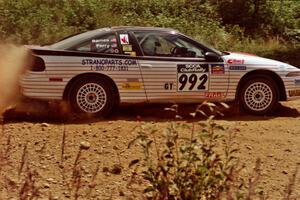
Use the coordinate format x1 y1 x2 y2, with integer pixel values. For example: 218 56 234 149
178 73 208 91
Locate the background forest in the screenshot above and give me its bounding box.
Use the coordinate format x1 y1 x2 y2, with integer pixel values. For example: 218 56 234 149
0 0 299 65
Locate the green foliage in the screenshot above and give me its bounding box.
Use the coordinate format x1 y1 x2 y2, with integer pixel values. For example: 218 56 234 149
108 0 227 46
214 0 300 38
128 103 253 199
216 0 274 36
0 0 299 65
0 0 106 44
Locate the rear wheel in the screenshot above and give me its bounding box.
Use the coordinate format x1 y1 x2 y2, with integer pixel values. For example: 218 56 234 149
68 77 114 117
239 76 278 115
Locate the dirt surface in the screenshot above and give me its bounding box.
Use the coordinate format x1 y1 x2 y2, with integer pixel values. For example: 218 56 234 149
1 100 300 200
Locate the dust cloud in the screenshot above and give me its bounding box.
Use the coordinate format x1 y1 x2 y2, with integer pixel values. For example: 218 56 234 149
0 44 31 117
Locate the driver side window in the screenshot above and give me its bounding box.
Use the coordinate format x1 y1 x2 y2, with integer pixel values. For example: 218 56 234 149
133 31 204 58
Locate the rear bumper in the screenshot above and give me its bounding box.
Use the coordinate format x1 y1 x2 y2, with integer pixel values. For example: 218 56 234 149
20 72 64 100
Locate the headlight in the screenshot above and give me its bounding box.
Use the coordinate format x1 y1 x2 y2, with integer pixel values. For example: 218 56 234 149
286 71 300 77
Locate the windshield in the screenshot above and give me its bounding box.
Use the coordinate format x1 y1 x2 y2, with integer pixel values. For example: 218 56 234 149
202 42 225 55
205 44 223 55
49 28 110 50
178 34 223 56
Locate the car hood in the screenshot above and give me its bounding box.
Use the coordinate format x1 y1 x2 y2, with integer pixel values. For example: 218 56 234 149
222 52 288 67
25 45 51 50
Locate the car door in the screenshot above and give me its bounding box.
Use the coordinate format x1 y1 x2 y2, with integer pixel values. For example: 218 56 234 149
131 31 229 103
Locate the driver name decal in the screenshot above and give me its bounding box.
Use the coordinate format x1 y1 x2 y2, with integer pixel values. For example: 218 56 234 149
177 64 209 91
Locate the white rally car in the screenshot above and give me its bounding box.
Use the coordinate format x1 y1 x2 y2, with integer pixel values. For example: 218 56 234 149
21 26 300 116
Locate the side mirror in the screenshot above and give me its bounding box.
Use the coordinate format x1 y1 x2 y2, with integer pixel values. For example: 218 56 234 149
204 52 223 62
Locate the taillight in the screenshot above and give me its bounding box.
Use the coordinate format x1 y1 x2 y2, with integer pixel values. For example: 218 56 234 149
31 56 45 72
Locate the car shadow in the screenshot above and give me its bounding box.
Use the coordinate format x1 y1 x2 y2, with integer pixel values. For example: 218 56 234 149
111 102 300 122
3 100 300 124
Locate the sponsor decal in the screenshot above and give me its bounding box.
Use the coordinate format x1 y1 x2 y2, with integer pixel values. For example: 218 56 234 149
130 51 136 57
177 64 209 91
82 58 137 66
83 58 136 71
229 65 247 71
204 92 224 98
177 64 208 73
211 64 225 74
122 44 132 52
295 79 300 85
111 43 118 48
289 89 300 97
124 51 137 57
121 82 142 90
120 34 129 44
227 59 244 64
91 65 129 71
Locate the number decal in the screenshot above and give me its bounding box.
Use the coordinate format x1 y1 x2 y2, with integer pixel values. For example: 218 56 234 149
197 74 208 90
178 74 188 90
177 64 209 91
189 74 197 90
178 74 208 91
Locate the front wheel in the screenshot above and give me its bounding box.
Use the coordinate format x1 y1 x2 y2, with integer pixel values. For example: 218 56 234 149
239 76 278 115
68 77 114 117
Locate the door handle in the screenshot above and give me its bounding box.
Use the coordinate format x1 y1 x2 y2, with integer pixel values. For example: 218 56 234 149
140 64 153 68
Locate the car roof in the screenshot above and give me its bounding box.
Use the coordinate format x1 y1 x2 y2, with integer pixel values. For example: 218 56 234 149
49 26 180 50
109 26 178 33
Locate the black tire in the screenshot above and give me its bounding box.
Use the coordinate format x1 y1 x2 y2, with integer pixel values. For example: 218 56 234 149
68 76 115 117
239 76 278 115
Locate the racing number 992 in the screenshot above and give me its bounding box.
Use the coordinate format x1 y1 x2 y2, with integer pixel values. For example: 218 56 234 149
178 73 208 91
